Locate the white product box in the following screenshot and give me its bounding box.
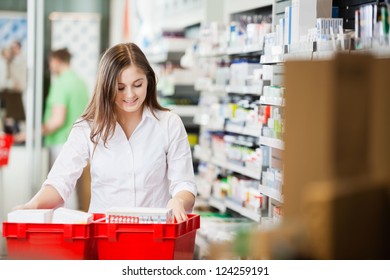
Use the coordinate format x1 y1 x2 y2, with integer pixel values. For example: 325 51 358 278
291 0 317 44
7 209 54 223
52 207 93 224
105 207 174 224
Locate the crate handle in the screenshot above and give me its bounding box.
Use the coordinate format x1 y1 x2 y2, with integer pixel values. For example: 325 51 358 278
17 223 26 238
19 224 74 241
63 224 74 241
153 224 164 240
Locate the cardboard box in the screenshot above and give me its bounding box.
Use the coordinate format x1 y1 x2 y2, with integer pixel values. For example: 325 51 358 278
303 178 390 259
283 53 372 220
370 58 390 182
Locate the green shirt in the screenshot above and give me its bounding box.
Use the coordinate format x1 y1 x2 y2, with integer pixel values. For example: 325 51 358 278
44 69 89 146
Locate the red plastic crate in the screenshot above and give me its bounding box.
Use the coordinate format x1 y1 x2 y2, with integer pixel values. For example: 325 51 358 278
93 213 200 260
2 222 95 260
0 134 13 167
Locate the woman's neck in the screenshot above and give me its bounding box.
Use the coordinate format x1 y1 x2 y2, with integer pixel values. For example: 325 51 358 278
117 107 143 140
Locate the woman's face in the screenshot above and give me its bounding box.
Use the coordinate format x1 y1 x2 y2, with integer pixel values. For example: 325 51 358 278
115 65 148 116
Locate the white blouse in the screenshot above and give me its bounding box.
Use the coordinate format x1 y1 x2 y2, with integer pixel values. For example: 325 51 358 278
43 107 197 213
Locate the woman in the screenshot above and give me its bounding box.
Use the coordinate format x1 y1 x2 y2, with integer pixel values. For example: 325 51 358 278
17 43 196 222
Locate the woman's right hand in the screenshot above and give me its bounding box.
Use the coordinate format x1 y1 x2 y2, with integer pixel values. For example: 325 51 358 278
13 200 39 211
13 185 64 211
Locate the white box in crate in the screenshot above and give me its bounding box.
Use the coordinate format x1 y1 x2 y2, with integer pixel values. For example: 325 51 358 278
105 207 174 224
7 209 54 223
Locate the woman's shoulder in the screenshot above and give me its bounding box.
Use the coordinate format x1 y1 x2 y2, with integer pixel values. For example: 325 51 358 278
152 108 180 122
72 118 92 131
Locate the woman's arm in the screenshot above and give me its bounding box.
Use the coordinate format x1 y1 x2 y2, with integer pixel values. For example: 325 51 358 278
165 113 197 223
14 185 64 210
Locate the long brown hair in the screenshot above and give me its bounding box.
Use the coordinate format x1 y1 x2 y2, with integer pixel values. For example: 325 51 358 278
81 42 168 147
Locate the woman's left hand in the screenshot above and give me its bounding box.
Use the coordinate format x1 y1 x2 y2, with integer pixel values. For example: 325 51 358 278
167 197 188 223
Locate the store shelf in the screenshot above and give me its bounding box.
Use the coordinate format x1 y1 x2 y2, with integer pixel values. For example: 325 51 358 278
211 157 261 180
198 84 227 94
225 199 261 222
198 50 228 58
194 118 224 130
224 0 273 17
225 138 256 148
260 55 284 64
284 51 313 61
259 96 285 107
209 196 227 212
312 50 337 60
259 136 285 150
147 52 168 64
193 146 212 162
259 184 284 203
225 123 261 138
226 44 263 55
161 9 203 30
168 105 199 117
225 85 263 95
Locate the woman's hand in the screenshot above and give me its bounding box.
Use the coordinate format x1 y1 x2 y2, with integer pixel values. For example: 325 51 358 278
13 185 64 211
166 191 195 223
13 200 38 211
167 197 188 223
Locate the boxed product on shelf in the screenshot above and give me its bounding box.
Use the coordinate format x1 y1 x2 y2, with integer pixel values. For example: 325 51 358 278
229 59 261 87
262 168 283 192
262 107 284 140
244 147 262 172
261 145 271 167
270 147 284 170
214 60 230 86
212 178 230 200
263 85 285 98
211 133 226 160
225 143 242 162
272 206 283 224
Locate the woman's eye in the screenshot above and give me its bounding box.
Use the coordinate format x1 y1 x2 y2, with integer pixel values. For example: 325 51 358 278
118 87 125 91
134 84 142 88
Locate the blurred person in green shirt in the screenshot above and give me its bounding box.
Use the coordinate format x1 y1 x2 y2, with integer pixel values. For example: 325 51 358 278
43 48 89 161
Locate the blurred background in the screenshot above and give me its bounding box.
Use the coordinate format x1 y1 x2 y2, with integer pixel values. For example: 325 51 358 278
0 0 389 260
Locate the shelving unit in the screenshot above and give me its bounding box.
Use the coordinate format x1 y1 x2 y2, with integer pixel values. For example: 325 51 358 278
258 184 283 203
167 105 199 117
259 96 284 107
208 196 227 213
193 3 273 223
259 136 285 150
193 147 261 180
225 85 263 96
210 157 261 180
226 44 264 55
225 199 261 222
224 123 262 138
